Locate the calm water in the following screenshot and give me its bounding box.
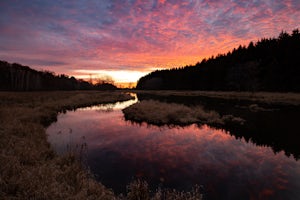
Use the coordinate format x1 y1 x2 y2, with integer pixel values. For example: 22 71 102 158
47 95 300 200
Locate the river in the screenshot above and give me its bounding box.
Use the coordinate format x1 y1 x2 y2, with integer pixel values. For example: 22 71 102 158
47 94 300 200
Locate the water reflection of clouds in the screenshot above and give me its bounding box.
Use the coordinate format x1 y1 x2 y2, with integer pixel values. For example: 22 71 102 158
47 102 300 199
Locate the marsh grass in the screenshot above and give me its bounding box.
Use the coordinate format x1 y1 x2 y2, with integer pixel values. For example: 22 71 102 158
123 100 244 126
0 91 129 199
125 180 203 200
0 91 203 200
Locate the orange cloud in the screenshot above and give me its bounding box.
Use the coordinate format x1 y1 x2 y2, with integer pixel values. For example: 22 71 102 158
0 0 299 83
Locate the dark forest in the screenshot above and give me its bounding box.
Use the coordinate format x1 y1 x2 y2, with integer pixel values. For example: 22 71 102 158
137 29 300 92
0 61 116 91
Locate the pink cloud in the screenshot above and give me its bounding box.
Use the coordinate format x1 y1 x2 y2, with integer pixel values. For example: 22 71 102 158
0 0 299 82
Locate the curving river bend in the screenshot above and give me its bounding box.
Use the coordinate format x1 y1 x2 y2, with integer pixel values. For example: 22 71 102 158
47 94 300 200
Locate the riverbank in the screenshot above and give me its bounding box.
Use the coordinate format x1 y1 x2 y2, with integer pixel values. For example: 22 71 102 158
123 100 245 126
0 91 204 200
0 91 132 199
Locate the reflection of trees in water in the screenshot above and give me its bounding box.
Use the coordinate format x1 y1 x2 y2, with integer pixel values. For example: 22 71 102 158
133 93 300 160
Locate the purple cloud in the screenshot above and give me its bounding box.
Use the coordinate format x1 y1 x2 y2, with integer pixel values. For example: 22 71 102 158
0 0 299 81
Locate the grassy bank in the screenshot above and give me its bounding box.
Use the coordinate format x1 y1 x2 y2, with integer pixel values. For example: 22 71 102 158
123 100 244 126
0 91 133 199
0 91 203 200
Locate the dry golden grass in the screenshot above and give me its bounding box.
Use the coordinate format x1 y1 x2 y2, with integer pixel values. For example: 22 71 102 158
0 91 131 200
123 100 244 126
0 91 203 200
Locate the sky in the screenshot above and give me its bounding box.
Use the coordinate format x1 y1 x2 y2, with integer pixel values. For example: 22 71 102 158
0 0 299 85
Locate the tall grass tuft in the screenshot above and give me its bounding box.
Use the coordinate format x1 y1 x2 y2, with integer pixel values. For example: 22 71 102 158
126 180 150 200
124 180 203 200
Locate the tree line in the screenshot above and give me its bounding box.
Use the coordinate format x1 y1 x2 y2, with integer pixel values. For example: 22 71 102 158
0 61 117 91
137 29 300 92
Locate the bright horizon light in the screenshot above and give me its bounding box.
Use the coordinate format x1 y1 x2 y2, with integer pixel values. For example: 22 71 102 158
73 69 149 83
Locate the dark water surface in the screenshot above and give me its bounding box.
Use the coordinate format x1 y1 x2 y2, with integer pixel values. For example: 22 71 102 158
47 95 300 200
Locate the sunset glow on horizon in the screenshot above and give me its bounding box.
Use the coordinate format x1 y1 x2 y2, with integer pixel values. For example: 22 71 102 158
0 0 299 85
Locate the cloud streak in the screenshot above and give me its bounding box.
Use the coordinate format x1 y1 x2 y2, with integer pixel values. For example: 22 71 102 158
0 0 299 82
